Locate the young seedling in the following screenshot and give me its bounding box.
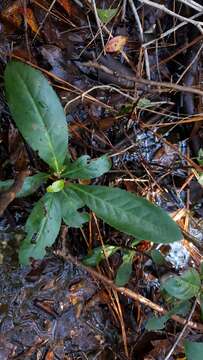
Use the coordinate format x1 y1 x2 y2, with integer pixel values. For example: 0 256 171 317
2 61 182 265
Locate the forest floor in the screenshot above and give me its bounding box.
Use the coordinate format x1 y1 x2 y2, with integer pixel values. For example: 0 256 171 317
0 1 203 359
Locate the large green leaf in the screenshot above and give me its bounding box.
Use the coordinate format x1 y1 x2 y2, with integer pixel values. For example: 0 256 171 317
62 155 111 179
115 250 135 286
184 340 203 360
4 61 68 173
0 173 48 198
67 184 182 243
162 268 201 300
56 187 89 228
19 193 61 264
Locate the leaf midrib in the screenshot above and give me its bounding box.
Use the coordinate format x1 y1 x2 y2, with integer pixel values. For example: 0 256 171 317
16 72 60 173
180 277 200 293
69 184 151 231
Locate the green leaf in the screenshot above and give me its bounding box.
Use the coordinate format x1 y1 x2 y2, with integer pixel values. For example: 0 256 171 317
200 262 203 280
47 179 65 193
19 193 61 264
197 173 203 186
146 314 169 331
97 8 117 23
0 173 48 198
0 179 13 191
131 239 141 247
146 301 191 331
171 301 191 317
150 249 166 266
62 155 111 179
162 269 201 300
57 187 89 228
197 149 203 166
83 245 119 267
200 293 203 321
184 340 203 360
4 61 68 173
68 184 182 244
115 250 135 286
137 98 153 109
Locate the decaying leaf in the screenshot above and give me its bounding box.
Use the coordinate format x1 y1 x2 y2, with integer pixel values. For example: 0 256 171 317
105 36 128 53
1 1 38 33
17 7 38 33
57 0 77 17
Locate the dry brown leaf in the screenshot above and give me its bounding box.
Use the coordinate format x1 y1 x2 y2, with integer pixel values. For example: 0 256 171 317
105 35 128 53
1 2 38 33
57 0 77 17
45 351 54 360
1 0 22 28
18 7 38 33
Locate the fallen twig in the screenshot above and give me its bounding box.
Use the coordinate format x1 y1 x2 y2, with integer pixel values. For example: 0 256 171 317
164 298 198 360
56 252 203 332
81 60 203 96
177 0 203 12
138 0 203 34
0 170 29 216
128 0 151 80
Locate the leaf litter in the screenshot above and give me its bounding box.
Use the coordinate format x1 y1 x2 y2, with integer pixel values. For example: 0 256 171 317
0 0 203 359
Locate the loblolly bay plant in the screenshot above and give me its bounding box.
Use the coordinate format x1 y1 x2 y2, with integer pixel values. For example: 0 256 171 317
2 60 182 266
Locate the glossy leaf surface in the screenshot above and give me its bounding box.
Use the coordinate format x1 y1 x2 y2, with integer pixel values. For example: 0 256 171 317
184 341 203 360
115 251 135 286
146 301 191 331
150 249 166 266
162 269 201 300
5 61 68 173
57 187 89 228
146 314 169 331
62 155 111 179
47 179 65 193
68 184 182 244
19 193 61 264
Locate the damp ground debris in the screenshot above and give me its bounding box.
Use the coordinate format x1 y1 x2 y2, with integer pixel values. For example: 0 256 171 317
0 1 203 359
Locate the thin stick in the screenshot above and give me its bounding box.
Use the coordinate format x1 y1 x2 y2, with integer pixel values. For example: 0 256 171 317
143 12 203 49
138 0 203 33
177 0 203 12
164 299 198 360
176 42 203 85
128 76 203 96
64 84 138 112
32 0 57 41
56 252 203 332
0 170 30 216
122 0 127 20
78 59 203 97
128 0 151 80
91 0 106 53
